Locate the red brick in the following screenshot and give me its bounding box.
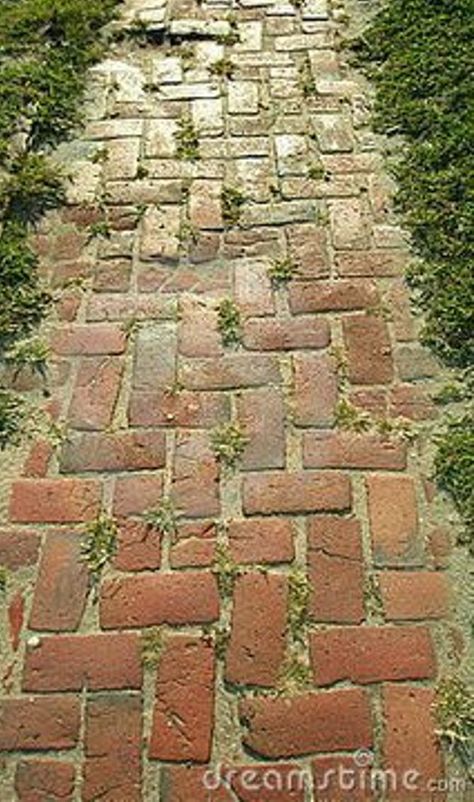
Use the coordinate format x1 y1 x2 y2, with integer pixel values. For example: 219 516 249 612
0 529 40 569
289 280 377 314
160 766 233 801
335 250 403 277
293 353 338 426
23 633 142 692
8 591 25 652
226 572 288 687
379 571 450 621
243 316 330 351
0 696 80 751
149 636 215 762
234 259 275 316
178 296 223 357
367 475 422 566
129 389 229 428
228 518 294 564
131 324 177 392
329 199 371 250
170 537 216 568
51 325 126 355
114 518 161 571
428 528 452 569
171 431 220 518
382 686 444 799
68 356 124 430
180 354 280 390
240 689 372 758
287 224 329 278
238 387 285 469
29 531 88 631
15 760 75 802
190 180 223 229
389 384 437 421
303 431 407 470
60 430 166 473
113 473 163 516
83 694 142 802
93 257 132 292
312 755 375 802
23 439 53 477
243 471 351 516
87 293 173 323
100 572 219 628
342 315 393 385
10 479 102 523
310 626 436 686
308 516 364 623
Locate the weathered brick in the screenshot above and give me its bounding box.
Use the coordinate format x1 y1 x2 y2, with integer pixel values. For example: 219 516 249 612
10 479 102 523
129 390 229 428
132 324 177 392
83 694 142 802
8 590 25 652
289 280 377 314
113 473 164 516
29 531 88 631
170 537 216 568
100 572 219 628
379 571 450 621
382 686 444 798
190 180 223 229
23 633 142 692
228 518 294 564
226 572 288 687
160 766 233 801
312 755 375 802
367 475 422 566
237 387 286 469
178 296 223 357
240 689 372 758
342 315 393 385
15 760 75 802
243 316 330 351
389 384 437 421
180 354 280 390
171 430 220 517
0 696 80 751
329 199 371 249
50 325 126 356
68 356 124 430
335 250 404 278
303 431 407 470
308 516 364 623
243 472 351 515
310 626 436 686
114 518 161 571
149 636 215 762
0 529 40 570
60 430 166 473
230 764 306 801
22 439 53 478
293 353 338 427
287 224 329 278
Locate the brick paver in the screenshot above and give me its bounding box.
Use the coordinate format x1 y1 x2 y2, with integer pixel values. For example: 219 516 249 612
0 0 457 799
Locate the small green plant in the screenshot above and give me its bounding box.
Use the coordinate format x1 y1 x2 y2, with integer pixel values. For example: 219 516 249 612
278 649 312 696
144 498 179 540
287 569 311 643
0 566 7 594
267 257 298 288
221 186 245 227
179 43 196 72
217 15 240 46
307 162 325 180
175 116 200 161
206 624 230 661
178 220 199 247
435 675 474 777
364 574 384 618
88 219 111 240
211 423 248 469
217 299 242 347
212 543 241 598
91 147 109 165
136 163 149 179
0 390 26 449
141 627 164 669
299 54 316 98
334 398 372 434
435 415 474 551
210 58 234 79
4 338 49 380
81 514 118 588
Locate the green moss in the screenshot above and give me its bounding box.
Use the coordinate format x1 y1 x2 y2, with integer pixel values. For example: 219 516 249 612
0 566 7 595
352 0 474 545
435 675 474 774
141 627 164 670
287 569 311 643
0 390 27 449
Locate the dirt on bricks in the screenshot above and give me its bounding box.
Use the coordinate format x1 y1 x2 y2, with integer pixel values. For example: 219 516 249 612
0 0 464 799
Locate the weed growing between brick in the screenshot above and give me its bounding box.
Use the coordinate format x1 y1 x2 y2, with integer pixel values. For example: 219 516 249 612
217 299 242 347
80 514 118 592
352 0 474 549
0 0 120 448
144 498 179 540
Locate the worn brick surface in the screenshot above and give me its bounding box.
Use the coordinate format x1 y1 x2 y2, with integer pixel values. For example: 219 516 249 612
0 0 453 796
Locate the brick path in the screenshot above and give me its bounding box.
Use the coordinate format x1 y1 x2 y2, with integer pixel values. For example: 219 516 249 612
0 0 457 799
